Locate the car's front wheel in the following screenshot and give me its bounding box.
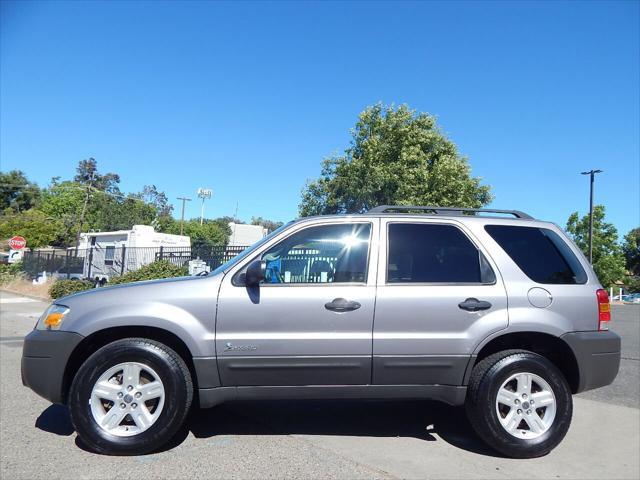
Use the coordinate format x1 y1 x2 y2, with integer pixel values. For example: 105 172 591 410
68 338 193 455
465 349 572 458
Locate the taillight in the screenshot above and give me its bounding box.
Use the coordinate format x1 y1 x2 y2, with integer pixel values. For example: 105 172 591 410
596 289 611 331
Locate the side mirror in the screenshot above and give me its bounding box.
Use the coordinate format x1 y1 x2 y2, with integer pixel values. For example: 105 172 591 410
245 259 266 286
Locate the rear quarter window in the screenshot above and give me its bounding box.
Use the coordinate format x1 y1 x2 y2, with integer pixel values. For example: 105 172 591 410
485 225 587 284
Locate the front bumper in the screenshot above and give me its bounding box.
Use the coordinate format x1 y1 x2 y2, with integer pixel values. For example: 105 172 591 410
561 330 621 393
21 330 84 404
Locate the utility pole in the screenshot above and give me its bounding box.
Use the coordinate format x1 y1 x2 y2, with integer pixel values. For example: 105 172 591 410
177 197 192 236
197 188 212 225
75 171 95 254
580 169 603 263
231 201 239 245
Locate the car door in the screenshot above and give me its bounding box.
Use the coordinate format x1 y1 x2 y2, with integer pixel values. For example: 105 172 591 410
216 219 378 386
373 219 508 385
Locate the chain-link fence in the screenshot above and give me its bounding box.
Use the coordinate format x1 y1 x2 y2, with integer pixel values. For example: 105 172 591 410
21 245 249 280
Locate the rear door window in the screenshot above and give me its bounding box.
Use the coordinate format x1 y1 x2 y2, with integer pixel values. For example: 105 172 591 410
485 225 587 284
387 223 495 284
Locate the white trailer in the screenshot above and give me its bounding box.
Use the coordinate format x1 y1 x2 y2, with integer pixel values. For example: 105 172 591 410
77 225 190 282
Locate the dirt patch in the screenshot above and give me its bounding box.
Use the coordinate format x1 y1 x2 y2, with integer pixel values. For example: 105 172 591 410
0 279 51 300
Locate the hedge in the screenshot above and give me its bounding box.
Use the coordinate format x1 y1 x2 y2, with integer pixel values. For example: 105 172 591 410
0 261 26 285
109 260 188 285
49 279 94 299
47 260 188 299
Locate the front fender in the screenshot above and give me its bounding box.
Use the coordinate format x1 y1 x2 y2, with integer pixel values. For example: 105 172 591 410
62 301 215 357
56 275 221 357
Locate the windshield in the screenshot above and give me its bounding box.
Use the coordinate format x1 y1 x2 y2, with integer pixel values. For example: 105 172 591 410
210 221 294 276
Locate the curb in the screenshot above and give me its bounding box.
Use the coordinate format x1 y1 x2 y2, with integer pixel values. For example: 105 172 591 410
0 289 50 302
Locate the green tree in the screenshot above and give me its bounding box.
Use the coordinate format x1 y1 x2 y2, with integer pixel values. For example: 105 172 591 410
40 178 168 246
218 215 244 224
0 170 41 212
0 210 62 249
251 216 284 233
622 227 640 275
89 193 157 232
40 180 85 219
211 217 237 234
162 218 230 248
39 181 85 246
74 157 121 194
299 103 492 216
154 214 178 234
136 185 174 218
566 205 626 287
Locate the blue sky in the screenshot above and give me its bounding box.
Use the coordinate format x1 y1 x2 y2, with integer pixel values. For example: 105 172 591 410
1 1 638 236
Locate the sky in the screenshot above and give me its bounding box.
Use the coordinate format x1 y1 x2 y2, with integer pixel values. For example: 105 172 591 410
1 0 638 236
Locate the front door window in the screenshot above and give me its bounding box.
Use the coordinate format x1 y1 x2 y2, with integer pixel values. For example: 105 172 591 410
260 223 371 284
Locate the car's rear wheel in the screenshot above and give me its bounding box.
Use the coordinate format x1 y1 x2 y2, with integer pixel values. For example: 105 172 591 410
465 349 572 458
68 338 193 455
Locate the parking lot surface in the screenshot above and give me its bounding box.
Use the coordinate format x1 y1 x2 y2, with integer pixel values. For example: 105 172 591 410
1 291 638 479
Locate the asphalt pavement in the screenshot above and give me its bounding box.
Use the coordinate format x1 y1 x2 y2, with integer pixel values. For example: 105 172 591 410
1 290 638 479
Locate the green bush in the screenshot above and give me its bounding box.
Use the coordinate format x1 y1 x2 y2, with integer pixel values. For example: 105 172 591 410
0 261 26 285
0 261 23 276
624 276 640 294
0 271 16 285
49 279 94 299
110 260 188 285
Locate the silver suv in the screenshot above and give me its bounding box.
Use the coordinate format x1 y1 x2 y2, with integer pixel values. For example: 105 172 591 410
22 206 621 458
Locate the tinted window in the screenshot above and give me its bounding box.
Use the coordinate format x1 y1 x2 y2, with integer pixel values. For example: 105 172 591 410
387 223 489 283
485 225 587 284
260 223 371 284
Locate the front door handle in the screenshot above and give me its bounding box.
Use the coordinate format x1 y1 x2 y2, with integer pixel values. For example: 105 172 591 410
325 298 361 312
458 297 492 312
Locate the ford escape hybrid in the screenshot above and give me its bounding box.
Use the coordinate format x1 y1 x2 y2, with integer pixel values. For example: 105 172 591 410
22 206 621 457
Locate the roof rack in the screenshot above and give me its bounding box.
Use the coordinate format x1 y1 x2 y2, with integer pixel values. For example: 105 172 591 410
367 205 534 219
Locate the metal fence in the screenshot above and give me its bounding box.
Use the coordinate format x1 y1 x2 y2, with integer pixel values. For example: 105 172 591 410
22 245 250 280
277 248 340 283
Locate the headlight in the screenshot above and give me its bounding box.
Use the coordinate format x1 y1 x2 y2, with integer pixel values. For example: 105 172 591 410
36 304 70 331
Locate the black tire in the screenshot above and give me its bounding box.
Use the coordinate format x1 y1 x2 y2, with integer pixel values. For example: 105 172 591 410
68 338 193 455
465 349 572 458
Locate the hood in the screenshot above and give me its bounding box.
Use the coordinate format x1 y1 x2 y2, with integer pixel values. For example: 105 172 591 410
55 272 224 314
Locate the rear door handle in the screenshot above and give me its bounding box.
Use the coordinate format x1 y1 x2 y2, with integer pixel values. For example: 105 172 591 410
458 297 492 312
325 298 361 312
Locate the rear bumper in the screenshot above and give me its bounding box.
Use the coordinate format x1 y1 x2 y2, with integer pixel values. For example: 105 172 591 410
561 330 621 393
21 330 84 404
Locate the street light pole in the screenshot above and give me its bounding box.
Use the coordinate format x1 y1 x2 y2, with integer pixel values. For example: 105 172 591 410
580 169 603 264
177 197 192 236
197 188 213 225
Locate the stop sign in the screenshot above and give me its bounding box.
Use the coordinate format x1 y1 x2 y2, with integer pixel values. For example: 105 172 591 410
8 236 26 250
